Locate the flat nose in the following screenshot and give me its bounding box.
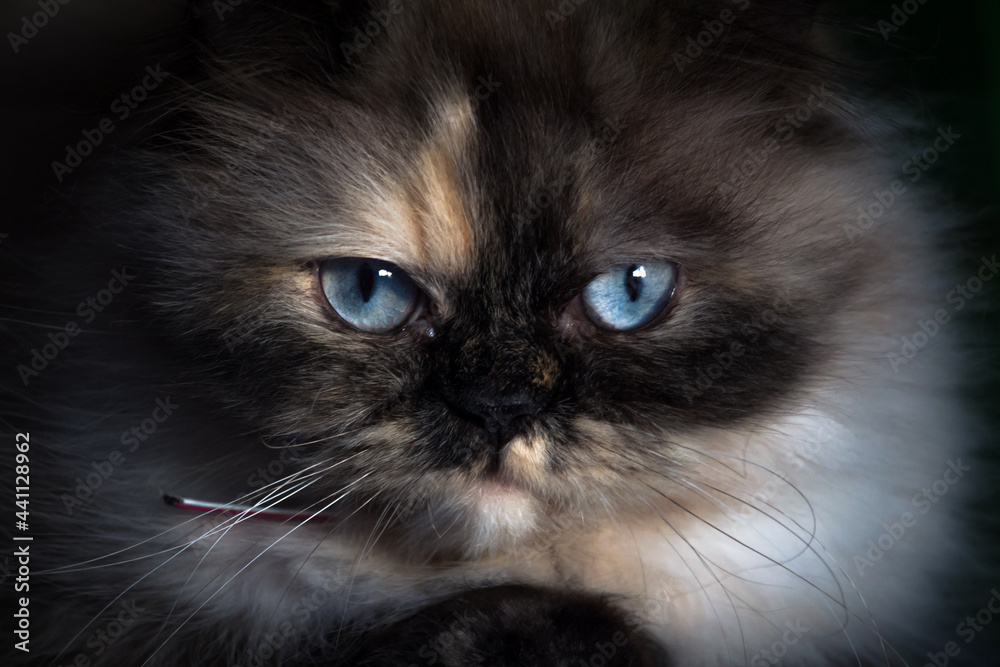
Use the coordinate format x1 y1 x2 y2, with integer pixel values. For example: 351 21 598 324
447 388 549 450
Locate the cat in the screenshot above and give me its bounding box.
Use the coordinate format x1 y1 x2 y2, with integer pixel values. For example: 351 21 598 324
2 0 991 665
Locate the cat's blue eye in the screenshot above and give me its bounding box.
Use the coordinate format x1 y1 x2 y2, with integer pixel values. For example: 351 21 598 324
582 262 677 331
320 258 421 333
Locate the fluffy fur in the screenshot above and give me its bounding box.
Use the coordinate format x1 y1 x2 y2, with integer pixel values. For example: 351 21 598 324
1 1 986 665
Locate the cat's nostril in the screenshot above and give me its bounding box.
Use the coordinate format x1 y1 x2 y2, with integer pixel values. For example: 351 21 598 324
477 396 537 429
446 389 549 450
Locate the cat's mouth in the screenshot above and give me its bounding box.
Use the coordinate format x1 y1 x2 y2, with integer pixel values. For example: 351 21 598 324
418 435 552 553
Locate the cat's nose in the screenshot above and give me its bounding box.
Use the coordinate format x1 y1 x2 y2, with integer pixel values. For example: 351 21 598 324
448 388 550 450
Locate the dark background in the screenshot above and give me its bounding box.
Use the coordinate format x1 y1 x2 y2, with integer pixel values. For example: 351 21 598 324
1 0 997 663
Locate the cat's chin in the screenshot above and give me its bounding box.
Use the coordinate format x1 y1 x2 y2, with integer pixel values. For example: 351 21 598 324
451 478 539 556
457 433 559 553
410 477 543 559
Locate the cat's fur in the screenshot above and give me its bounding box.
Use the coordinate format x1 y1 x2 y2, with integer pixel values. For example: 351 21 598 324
2 0 987 665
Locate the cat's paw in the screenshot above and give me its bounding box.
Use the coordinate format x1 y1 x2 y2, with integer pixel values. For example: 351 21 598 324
350 585 668 666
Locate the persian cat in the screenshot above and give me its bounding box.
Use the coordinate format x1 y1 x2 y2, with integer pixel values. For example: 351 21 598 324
2 0 990 665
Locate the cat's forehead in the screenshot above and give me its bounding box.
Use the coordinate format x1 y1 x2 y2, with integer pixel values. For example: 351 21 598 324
301 93 480 283
340 90 643 285
340 93 522 282
399 95 479 277
265 19 842 299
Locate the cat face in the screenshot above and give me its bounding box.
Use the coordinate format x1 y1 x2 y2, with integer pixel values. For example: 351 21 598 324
146 0 863 550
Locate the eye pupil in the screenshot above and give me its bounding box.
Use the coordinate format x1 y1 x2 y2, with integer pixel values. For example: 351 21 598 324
625 264 643 302
581 261 676 331
357 262 375 303
320 258 421 334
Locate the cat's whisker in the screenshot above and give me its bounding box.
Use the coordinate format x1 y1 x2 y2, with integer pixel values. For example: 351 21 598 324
584 433 753 662
331 495 403 649
48 459 354 661
671 475 811 580
139 475 378 667
647 485 888 666
653 450 897 667
168 466 364 615
610 419 754 480
265 488 399 640
53 467 333 661
38 456 342 574
638 498 746 667
425 496 467 543
357 498 401 563
262 426 370 449
670 473 869 667
656 439 822 537
265 519 342 632
656 491 851 667
602 442 805 592
154 472 326 637
696 480 898 667
643 476 849 612
585 435 871 665
674 475 817 569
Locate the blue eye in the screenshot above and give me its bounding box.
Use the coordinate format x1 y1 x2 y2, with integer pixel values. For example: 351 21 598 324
582 262 678 331
320 258 421 333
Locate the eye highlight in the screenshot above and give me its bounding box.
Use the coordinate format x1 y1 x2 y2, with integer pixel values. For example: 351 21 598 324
320 258 422 333
582 262 678 331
